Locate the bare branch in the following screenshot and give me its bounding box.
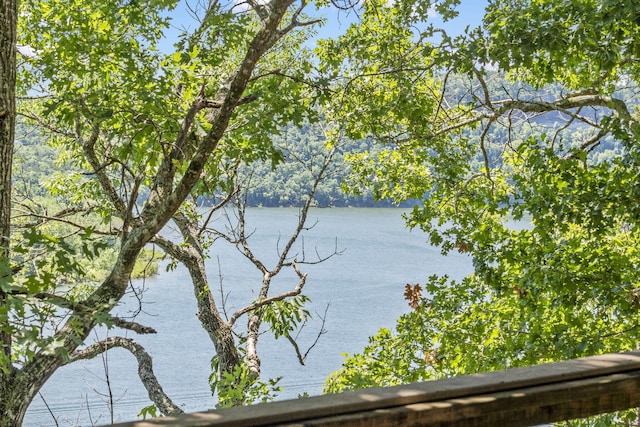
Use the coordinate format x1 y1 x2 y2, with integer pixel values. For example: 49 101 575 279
286 302 329 366
492 94 631 125
18 292 157 334
249 69 333 94
329 0 360 11
228 263 307 327
198 181 241 237
273 145 338 274
562 127 609 160
18 111 75 138
110 317 157 335
68 337 183 416
278 0 323 34
12 209 116 237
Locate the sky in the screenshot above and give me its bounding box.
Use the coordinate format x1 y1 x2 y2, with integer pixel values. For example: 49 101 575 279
161 0 490 50
442 0 488 34
315 0 489 39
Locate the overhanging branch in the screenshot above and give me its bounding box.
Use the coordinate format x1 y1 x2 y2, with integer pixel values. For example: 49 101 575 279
69 336 183 416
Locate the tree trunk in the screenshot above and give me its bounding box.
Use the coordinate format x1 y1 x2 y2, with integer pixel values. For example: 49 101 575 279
0 0 18 423
0 388 30 427
245 272 272 380
159 212 241 375
0 0 16 355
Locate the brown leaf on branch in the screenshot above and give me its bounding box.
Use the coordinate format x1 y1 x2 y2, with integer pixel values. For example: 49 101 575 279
404 283 422 310
454 239 470 253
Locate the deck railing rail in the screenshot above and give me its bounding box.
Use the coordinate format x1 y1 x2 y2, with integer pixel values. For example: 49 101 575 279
112 350 640 427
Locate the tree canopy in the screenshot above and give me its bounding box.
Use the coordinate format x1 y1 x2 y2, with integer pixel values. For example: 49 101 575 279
3 0 337 423
325 1 640 424
3 0 640 425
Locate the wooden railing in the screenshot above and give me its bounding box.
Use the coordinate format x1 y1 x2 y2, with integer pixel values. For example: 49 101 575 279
113 350 640 427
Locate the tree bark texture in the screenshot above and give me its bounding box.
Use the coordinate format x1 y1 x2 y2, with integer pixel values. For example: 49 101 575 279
0 0 18 423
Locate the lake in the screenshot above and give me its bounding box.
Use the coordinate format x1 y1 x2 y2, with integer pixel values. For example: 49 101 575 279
24 208 473 426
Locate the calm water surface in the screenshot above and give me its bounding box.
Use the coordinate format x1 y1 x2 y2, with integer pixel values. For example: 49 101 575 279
25 208 473 426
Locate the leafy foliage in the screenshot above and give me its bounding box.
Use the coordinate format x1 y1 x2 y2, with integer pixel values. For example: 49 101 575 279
262 295 310 339
137 404 159 420
210 353 283 408
326 1 640 424
4 0 338 421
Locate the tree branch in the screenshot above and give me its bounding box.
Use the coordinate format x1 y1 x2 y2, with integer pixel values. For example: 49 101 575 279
278 0 322 35
68 337 183 416
109 317 157 335
152 214 242 375
228 262 307 327
19 292 157 334
492 94 631 125
76 116 130 222
12 209 116 236
198 182 240 237
244 0 269 21
286 302 329 366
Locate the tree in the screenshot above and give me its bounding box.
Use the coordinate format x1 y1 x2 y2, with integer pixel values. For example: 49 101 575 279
151 121 340 408
324 0 640 423
0 0 17 421
2 0 333 424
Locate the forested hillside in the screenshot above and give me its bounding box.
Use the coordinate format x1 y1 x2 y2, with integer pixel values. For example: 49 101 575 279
14 77 632 210
13 120 392 208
